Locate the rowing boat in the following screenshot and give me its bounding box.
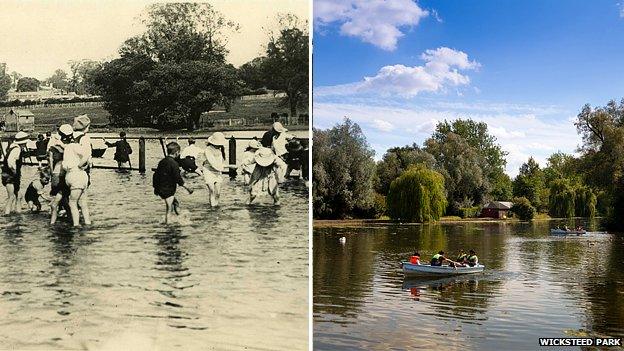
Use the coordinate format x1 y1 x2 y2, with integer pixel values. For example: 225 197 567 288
401 262 485 277
550 229 587 236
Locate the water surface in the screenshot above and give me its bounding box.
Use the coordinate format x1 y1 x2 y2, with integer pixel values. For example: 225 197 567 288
0 136 309 350
314 220 624 350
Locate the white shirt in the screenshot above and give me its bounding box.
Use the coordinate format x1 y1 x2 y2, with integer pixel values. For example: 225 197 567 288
272 133 293 157
202 146 224 173
6 143 21 171
181 144 203 159
62 142 90 172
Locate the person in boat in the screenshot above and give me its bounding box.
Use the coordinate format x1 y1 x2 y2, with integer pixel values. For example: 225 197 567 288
49 124 74 225
410 251 421 265
466 250 479 267
247 147 282 205
35 133 49 167
104 132 132 170
2 131 29 215
24 168 50 212
61 124 93 227
451 250 468 267
430 251 448 266
179 137 203 175
153 142 193 224
239 139 262 185
201 132 227 207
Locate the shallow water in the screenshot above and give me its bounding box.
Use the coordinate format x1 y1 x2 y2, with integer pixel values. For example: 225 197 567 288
314 220 624 351
0 136 309 350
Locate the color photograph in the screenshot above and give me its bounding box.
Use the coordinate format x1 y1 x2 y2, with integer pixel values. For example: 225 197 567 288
312 1 624 350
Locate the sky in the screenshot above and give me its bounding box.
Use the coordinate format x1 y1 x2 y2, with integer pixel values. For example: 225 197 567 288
0 0 308 80
313 0 624 176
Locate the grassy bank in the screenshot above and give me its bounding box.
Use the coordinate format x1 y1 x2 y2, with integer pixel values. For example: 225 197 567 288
5 97 308 133
313 214 566 228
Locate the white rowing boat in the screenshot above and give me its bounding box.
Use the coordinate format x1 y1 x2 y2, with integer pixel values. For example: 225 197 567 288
550 229 587 236
401 262 485 277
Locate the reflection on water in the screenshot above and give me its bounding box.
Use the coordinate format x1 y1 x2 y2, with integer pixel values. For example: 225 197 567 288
0 162 309 350
314 220 624 351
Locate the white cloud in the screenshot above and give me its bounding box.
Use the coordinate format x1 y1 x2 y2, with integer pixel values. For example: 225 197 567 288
314 101 579 176
619 2 624 17
315 47 479 97
314 0 429 50
372 119 395 132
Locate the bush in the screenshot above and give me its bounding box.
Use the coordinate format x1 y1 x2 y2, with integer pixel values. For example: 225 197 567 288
511 197 536 221
386 165 447 222
372 193 387 218
459 206 481 219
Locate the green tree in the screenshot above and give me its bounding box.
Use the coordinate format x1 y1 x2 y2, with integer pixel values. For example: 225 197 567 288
511 197 536 221
16 77 40 92
543 152 580 188
548 179 576 218
375 144 436 195
386 165 447 222
45 69 69 91
490 172 513 201
513 157 547 211
575 186 596 218
425 131 490 214
313 119 376 219
261 14 309 118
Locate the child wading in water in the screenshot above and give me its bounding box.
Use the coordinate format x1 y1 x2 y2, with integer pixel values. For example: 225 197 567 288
62 122 93 227
153 142 193 224
246 147 283 205
239 139 262 185
24 168 51 212
201 132 226 207
2 131 29 215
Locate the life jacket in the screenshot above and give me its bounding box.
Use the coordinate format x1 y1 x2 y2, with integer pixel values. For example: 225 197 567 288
457 253 467 261
468 255 478 263
432 253 441 260
410 255 420 264
2 145 22 176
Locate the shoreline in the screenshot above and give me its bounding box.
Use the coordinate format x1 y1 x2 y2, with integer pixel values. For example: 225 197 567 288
313 216 598 228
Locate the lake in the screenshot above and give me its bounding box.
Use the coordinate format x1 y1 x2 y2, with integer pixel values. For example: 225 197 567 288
0 131 309 350
314 219 624 351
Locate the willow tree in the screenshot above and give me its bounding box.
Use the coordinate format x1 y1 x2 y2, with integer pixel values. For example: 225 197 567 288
386 165 447 222
549 179 576 218
575 186 597 218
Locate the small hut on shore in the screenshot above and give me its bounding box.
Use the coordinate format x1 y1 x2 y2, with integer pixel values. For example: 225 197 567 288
3 109 35 132
480 201 513 219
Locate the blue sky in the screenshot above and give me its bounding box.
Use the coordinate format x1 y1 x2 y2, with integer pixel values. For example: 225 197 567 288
313 0 624 176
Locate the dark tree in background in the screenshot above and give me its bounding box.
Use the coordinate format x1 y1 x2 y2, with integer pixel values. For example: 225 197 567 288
89 3 242 130
16 77 40 92
260 14 309 119
45 69 69 91
313 119 376 219
0 72 11 101
68 60 101 95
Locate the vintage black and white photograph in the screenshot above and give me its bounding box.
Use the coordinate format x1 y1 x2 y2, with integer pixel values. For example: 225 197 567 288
0 0 309 349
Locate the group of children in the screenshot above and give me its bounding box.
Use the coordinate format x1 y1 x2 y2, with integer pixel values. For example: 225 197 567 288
1 118 302 226
409 249 479 267
1 115 93 227
153 127 292 224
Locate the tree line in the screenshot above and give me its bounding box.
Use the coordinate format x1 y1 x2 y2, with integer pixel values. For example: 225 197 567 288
313 99 623 228
1 4 309 132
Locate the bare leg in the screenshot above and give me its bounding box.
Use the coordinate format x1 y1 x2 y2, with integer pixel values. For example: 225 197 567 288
78 190 91 225
4 185 14 215
206 182 216 207
214 181 221 207
69 189 83 227
50 194 62 224
164 196 175 224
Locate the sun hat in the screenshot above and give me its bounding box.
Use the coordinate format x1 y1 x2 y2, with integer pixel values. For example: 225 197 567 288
14 131 30 144
272 122 287 133
58 124 74 139
247 140 262 150
254 147 276 167
72 114 91 131
207 132 227 147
